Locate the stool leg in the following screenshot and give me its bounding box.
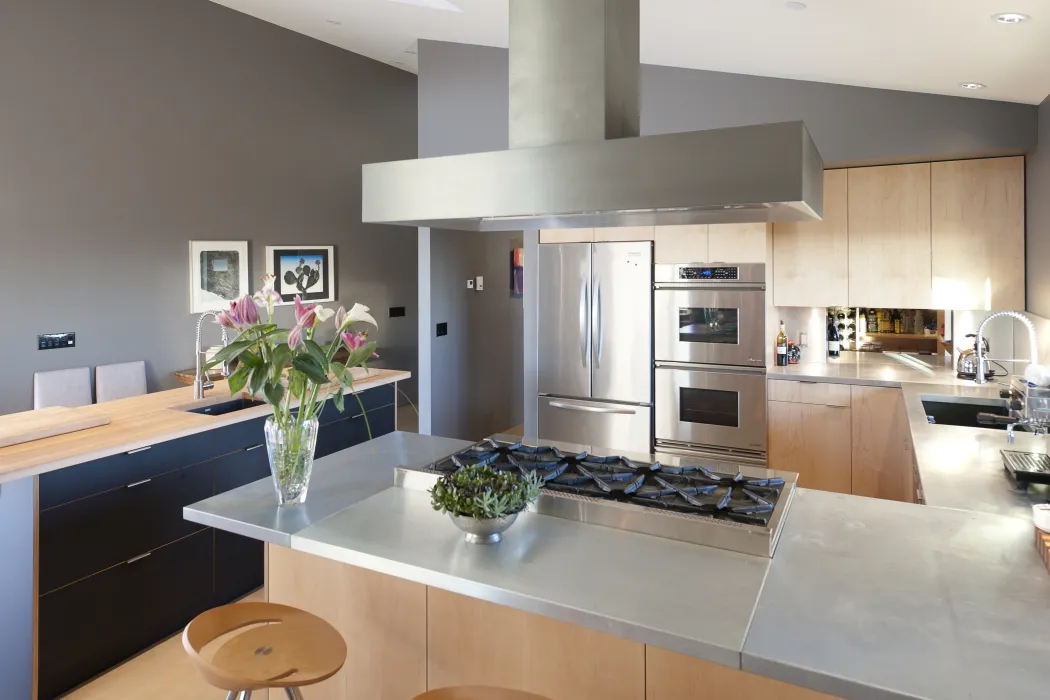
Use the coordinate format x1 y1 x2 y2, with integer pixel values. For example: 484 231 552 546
225 693 237 700
284 688 305 700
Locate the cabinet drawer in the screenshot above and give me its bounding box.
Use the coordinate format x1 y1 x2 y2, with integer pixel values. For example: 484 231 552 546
767 380 850 407
39 430 216 510
214 529 263 605
213 445 270 494
207 415 267 452
316 384 395 425
315 404 395 459
40 460 213 594
38 529 213 700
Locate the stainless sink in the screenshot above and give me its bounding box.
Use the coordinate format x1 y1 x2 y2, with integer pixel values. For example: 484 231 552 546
920 395 1011 430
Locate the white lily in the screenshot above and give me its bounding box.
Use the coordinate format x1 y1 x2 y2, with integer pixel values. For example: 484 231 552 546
252 275 281 318
341 303 378 329
313 306 336 325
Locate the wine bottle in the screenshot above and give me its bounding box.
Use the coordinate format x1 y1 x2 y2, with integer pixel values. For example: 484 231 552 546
776 321 789 367
893 309 902 334
827 316 841 358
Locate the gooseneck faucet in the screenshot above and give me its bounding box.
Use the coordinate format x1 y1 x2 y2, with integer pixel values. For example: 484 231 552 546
975 311 1038 385
194 312 230 400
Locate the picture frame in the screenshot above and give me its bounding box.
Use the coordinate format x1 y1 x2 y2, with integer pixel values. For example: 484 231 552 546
188 241 250 314
265 245 336 304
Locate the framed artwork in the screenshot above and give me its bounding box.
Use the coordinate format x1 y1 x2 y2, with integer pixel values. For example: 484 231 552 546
510 247 524 298
189 241 249 314
266 245 336 304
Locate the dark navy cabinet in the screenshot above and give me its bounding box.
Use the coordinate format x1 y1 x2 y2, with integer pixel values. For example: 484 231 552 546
37 384 397 699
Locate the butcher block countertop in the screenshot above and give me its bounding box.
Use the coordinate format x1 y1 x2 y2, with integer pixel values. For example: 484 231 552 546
0 368 410 485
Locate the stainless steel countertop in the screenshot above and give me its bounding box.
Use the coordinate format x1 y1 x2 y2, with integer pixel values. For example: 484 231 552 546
744 488 1050 700
767 351 975 388
292 486 770 669
183 431 474 546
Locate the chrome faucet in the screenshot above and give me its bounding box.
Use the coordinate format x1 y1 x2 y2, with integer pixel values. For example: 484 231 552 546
194 312 230 400
975 311 1038 385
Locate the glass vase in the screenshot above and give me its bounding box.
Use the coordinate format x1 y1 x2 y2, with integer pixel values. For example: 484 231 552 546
263 416 319 506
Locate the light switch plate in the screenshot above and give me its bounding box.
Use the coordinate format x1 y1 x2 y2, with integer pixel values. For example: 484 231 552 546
466 279 474 289
475 276 484 291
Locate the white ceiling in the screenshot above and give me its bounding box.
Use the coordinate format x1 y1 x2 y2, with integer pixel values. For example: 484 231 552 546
210 0 1050 104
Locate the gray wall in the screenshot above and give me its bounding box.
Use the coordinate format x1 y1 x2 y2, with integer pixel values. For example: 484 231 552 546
0 0 418 416
428 229 524 441
1028 95 1050 317
417 40 1037 165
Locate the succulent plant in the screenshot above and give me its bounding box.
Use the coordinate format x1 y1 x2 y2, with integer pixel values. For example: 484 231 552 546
429 464 543 520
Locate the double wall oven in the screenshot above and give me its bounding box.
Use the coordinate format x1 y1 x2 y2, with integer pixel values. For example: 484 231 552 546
654 263 767 464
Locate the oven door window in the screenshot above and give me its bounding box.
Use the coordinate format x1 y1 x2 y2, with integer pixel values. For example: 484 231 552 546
678 308 739 345
679 387 739 428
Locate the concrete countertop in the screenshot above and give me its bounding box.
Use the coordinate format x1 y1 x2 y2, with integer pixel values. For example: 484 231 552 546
0 368 410 485
744 488 1050 700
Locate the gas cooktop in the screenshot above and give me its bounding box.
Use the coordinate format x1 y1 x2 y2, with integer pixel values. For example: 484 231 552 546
396 435 798 558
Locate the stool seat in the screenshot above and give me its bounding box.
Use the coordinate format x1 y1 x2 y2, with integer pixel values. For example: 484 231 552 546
182 602 346 693
415 688 553 700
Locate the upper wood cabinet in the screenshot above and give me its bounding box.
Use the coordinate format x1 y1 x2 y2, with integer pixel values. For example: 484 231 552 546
847 163 932 308
654 224 708 263
772 169 849 307
709 223 769 263
931 156 1025 311
654 223 768 264
595 226 655 242
539 228 594 244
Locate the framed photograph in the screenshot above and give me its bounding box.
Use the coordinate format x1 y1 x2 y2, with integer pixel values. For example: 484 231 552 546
266 246 335 304
189 241 249 314
510 247 524 298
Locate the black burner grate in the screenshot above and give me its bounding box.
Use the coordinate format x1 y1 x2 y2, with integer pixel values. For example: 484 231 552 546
430 439 784 526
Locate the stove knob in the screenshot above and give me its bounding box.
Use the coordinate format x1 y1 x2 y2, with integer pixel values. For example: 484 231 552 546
1000 389 1012 399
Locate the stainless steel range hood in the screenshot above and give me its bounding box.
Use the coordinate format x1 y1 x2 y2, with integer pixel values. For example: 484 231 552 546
362 0 824 231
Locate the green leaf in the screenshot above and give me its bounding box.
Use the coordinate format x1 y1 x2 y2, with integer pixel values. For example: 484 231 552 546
227 364 251 394
343 341 377 370
303 340 330 374
237 351 263 369
204 339 254 370
263 381 285 407
292 355 330 385
287 370 307 399
269 344 292 379
332 389 345 413
248 365 267 397
328 361 349 383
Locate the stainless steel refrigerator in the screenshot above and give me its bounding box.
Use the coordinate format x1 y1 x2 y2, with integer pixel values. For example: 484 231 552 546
537 241 652 453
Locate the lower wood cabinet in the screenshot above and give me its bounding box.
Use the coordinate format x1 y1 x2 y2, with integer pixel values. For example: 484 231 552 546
767 400 852 494
646 647 840 700
850 385 915 503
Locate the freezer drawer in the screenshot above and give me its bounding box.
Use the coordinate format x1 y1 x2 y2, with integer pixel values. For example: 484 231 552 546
655 364 767 453
538 397 651 454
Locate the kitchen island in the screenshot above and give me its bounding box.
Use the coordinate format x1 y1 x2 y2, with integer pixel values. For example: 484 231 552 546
185 428 1050 700
0 368 409 700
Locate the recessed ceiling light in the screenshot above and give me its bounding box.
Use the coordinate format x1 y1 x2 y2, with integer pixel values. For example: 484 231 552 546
960 82 987 90
785 1 807 9
993 12 1030 24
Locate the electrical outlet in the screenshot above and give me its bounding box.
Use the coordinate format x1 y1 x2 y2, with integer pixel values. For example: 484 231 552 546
38 332 75 351
466 279 474 289
475 276 484 291
436 322 448 337
389 306 406 318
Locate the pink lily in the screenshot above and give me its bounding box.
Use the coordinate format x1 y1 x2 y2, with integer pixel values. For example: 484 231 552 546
239 294 259 325
215 311 236 330
342 331 369 351
288 324 304 350
293 296 317 329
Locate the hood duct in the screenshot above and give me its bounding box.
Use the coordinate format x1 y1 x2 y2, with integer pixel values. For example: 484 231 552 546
362 0 824 231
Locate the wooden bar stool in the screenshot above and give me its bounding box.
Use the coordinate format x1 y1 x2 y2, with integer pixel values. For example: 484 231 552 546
182 602 346 699
414 688 553 700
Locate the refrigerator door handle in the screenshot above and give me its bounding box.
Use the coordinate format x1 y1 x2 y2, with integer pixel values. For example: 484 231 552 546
592 277 603 368
579 278 590 368
549 401 637 415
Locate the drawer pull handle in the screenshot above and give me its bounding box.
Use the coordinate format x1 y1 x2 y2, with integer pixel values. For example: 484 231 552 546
125 552 151 565
246 444 265 452
126 479 152 489
126 446 152 455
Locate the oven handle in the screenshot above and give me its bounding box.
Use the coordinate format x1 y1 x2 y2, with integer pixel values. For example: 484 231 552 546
549 401 637 415
656 361 767 375
654 283 765 292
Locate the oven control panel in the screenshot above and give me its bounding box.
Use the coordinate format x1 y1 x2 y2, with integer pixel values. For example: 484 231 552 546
679 266 738 281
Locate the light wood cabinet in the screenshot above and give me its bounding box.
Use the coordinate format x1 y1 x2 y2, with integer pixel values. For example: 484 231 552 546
594 225 655 242
539 228 594 243
655 224 709 263
931 156 1025 311
847 163 932 308
708 223 769 263
850 385 915 503
267 545 428 700
767 381 852 494
773 169 849 307
427 587 645 700
647 647 841 700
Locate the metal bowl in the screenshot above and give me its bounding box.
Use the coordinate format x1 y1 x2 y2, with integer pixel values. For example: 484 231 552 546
448 512 519 544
